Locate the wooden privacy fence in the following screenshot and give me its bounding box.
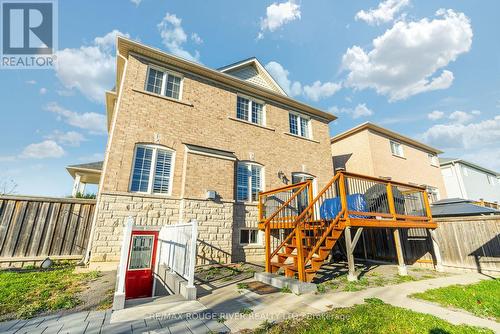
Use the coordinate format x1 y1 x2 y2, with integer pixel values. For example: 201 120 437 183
0 195 96 266
352 215 500 273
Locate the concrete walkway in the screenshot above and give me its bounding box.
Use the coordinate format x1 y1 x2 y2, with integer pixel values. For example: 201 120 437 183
0 272 498 333
198 272 500 333
0 295 229 334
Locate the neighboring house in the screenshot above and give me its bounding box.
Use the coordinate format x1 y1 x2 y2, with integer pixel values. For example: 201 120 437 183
86 36 336 268
66 161 103 197
330 122 447 202
439 158 500 204
431 198 499 217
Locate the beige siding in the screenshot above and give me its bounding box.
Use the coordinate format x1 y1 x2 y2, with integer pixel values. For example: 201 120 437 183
331 129 447 198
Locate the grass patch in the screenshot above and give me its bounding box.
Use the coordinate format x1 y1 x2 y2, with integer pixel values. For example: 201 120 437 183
280 286 292 294
237 282 249 290
343 277 369 292
252 298 492 334
411 279 500 321
0 265 99 319
239 307 253 315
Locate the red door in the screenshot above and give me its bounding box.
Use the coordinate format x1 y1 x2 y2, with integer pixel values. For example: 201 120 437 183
125 230 158 299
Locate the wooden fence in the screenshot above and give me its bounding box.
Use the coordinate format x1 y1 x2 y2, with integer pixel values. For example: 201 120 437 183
0 195 96 266
352 215 500 273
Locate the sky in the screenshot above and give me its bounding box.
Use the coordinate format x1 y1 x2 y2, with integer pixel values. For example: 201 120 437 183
0 0 499 197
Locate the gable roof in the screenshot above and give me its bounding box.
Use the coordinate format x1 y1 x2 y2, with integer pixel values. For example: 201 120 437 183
439 158 500 176
106 37 336 132
330 122 443 154
218 57 287 96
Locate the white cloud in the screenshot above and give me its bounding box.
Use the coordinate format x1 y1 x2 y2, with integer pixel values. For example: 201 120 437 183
130 0 141 5
427 110 444 120
329 103 374 119
342 9 472 101
258 1 301 39
55 30 129 103
303 81 342 102
191 33 203 44
355 0 410 25
20 140 65 159
448 110 479 124
39 87 48 95
158 13 201 63
421 115 500 151
45 102 107 134
265 61 341 100
265 61 302 96
46 130 86 147
26 80 37 85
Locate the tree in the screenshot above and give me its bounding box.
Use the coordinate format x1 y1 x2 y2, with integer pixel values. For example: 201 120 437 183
0 178 18 195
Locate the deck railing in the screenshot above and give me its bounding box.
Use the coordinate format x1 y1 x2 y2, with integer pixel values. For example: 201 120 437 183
258 171 435 281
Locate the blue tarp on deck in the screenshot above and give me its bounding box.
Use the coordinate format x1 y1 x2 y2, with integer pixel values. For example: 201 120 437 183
319 194 368 219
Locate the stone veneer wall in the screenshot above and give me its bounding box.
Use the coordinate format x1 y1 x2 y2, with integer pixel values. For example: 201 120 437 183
90 193 262 264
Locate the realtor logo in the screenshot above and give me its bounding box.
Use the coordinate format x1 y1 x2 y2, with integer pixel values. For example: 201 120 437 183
1 0 57 69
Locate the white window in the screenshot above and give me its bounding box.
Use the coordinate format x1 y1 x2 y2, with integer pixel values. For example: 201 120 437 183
429 154 439 167
130 144 174 195
390 141 404 157
236 162 263 202
426 186 440 203
145 66 183 100
240 229 261 245
289 112 310 138
236 96 264 125
487 174 495 185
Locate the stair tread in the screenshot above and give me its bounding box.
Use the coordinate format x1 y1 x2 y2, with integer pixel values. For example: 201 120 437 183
278 253 297 258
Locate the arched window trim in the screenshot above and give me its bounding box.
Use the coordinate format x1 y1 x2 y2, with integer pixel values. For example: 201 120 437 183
236 161 265 203
129 143 176 196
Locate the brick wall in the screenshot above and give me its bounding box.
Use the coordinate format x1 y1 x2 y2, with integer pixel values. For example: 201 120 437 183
91 52 333 265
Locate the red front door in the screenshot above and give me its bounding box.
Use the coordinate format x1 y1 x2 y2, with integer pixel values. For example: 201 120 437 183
125 230 158 299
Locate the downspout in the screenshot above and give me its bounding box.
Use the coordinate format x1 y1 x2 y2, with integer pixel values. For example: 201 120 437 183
84 50 129 264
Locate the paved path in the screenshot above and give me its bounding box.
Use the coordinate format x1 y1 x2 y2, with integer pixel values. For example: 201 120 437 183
199 272 500 333
0 272 498 333
0 295 229 333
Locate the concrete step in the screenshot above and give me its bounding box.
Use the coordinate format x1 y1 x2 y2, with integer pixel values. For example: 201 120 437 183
254 272 317 294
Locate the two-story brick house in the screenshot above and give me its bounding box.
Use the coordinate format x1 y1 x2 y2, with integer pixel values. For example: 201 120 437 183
331 122 447 202
86 37 336 269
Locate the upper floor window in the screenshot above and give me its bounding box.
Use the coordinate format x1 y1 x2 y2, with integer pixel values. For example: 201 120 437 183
426 186 440 203
428 154 439 167
390 140 404 158
236 96 264 125
130 144 174 195
145 66 183 100
487 174 496 185
237 162 263 202
289 112 310 138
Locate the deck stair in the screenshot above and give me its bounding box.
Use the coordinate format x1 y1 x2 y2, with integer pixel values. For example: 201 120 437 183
258 171 437 283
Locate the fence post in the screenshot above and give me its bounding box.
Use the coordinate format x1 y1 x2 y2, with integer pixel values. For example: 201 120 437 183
429 229 444 272
188 219 198 288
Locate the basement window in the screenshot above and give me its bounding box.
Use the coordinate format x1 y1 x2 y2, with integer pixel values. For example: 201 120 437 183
145 65 183 100
240 229 260 245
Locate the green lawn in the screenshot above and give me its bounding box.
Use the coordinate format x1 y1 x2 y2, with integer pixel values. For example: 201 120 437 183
252 299 492 334
0 265 99 319
411 279 500 321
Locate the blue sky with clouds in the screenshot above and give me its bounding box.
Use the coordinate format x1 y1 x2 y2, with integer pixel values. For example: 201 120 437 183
1 0 499 196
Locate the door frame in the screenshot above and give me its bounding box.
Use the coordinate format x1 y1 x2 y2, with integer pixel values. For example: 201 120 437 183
125 230 159 299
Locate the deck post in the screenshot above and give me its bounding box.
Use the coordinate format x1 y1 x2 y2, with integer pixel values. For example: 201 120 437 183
429 229 444 272
393 228 408 276
265 224 271 273
345 226 357 281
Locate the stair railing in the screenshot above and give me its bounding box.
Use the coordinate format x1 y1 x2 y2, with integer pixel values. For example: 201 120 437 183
258 180 313 273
